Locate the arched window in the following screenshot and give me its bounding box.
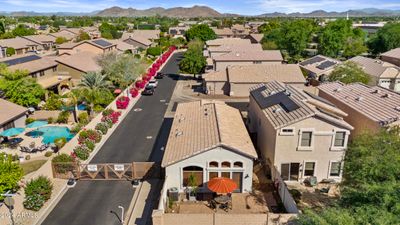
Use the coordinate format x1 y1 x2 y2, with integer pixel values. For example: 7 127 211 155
209 161 218 168
221 161 231 168
234 162 243 168
182 166 203 187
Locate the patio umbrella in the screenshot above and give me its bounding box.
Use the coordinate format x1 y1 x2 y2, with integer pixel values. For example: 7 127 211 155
208 177 237 194
0 128 25 137
26 120 48 129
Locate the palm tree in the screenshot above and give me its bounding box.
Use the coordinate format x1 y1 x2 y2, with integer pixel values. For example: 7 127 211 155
63 91 79 123
78 72 113 117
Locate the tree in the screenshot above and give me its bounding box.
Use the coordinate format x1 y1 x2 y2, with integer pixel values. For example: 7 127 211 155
43 92 63 110
12 24 35 36
78 72 113 117
99 22 121 39
146 47 162 57
0 65 45 107
75 31 90 42
329 61 370 84
343 37 368 58
179 40 206 78
55 37 68 45
258 20 280 34
368 23 400 55
185 24 217 42
0 153 23 201
0 20 5 35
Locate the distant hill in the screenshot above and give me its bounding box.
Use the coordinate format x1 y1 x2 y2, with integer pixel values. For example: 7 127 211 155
95 6 223 18
259 9 400 17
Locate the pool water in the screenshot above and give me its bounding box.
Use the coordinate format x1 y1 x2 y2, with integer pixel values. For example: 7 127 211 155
35 126 75 144
62 103 87 111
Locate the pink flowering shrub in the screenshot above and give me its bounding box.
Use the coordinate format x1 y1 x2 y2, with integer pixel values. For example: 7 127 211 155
78 129 102 144
130 88 139 97
101 110 121 124
116 96 130 109
135 80 145 89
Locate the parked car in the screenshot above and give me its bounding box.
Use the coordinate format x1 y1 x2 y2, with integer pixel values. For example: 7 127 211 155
148 79 158 88
142 85 155 95
155 72 164 79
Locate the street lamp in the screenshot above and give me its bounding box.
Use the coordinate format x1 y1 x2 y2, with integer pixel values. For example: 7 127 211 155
118 205 124 224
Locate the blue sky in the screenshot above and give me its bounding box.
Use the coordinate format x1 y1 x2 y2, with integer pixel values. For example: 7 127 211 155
0 0 400 15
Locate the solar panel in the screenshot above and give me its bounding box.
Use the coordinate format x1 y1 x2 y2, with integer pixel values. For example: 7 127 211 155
92 39 112 47
2 55 41 66
317 61 336 70
300 56 325 66
250 86 300 112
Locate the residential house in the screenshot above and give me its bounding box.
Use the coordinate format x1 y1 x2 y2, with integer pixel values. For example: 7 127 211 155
349 56 400 92
206 38 251 48
0 99 28 132
213 50 283 71
231 24 249 38
204 64 306 96
381 48 400 67
58 39 117 56
318 82 400 137
245 21 265 33
211 27 234 38
48 30 77 41
0 37 39 55
108 40 138 54
207 43 262 58
162 100 258 193
55 51 101 84
244 34 264 44
0 54 72 94
21 35 56 51
247 81 353 182
299 55 341 81
168 26 190 37
121 35 152 50
121 30 160 42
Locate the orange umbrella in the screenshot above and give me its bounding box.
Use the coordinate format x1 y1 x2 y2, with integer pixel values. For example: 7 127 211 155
207 177 237 193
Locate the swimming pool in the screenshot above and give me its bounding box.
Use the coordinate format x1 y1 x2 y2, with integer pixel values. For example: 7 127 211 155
35 126 75 144
62 104 87 111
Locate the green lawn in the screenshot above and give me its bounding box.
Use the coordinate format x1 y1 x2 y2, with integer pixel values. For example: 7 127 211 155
20 160 47 175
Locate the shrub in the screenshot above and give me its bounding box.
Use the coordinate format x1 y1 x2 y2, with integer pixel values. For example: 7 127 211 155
56 111 70 124
146 46 162 56
52 153 74 163
83 140 96 151
95 123 108 135
93 105 104 113
54 137 67 150
102 108 114 117
25 118 36 125
104 118 113 128
78 111 89 124
47 117 54 124
73 146 90 160
23 176 53 211
78 129 101 143
44 151 53 157
25 155 31 160
43 93 63 110
70 123 84 134
52 153 75 174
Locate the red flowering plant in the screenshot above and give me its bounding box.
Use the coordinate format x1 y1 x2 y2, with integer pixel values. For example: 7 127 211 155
116 96 130 109
135 80 145 89
130 88 139 97
78 129 102 144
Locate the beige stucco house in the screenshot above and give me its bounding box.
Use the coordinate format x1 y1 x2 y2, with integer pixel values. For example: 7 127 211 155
162 100 257 194
381 47 400 67
203 64 306 96
207 43 263 58
299 55 341 81
213 50 283 71
0 99 27 133
247 81 353 183
318 82 400 138
206 38 251 48
0 37 39 55
58 39 117 56
21 35 56 51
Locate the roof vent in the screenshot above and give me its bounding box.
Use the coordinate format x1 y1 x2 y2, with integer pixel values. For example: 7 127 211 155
235 53 240 57
356 96 364 101
372 89 381 94
284 90 291 96
395 106 400 112
334 88 342 92
382 93 391 98
176 131 183 137
269 90 277 96
179 117 185 122
273 108 282 113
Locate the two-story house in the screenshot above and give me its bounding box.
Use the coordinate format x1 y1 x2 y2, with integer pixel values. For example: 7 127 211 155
213 50 283 71
247 81 353 183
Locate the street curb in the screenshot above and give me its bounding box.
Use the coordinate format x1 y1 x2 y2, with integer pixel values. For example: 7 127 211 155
125 182 144 225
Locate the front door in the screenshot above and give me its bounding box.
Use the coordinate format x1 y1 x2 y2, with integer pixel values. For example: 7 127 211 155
281 163 300 181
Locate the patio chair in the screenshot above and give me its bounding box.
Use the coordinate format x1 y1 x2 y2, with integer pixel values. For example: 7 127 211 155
220 202 229 212
208 199 217 212
37 144 48 152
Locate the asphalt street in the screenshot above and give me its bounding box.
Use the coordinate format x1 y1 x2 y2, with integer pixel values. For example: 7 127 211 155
42 52 183 225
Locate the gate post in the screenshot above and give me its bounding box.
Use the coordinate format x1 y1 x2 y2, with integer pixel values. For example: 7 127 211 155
104 164 109 179
132 162 136 179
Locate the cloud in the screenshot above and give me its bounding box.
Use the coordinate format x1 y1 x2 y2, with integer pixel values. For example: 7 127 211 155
0 0 117 12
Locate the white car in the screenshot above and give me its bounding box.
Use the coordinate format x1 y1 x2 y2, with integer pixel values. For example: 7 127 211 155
148 79 158 88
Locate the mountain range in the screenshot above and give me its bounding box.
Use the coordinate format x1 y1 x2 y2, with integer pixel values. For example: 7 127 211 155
1 6 400 18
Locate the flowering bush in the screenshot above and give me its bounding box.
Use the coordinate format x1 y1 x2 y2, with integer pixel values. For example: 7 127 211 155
101 110 121 124
102 108 114 117
78 129 102 143
73 145 90 160
130 88 139 97
135 80 145 89
83 140 96 152
95 122 108 135
116 96 130 109
23 176 53 211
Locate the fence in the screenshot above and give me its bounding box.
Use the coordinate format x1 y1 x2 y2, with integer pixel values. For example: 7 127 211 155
269 165 299 214
51 161 160 181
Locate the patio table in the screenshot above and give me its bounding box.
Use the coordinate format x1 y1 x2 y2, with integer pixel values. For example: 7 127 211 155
214 195 231 204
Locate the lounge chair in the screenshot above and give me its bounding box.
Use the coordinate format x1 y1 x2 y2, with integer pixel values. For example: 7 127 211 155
37 144 48 152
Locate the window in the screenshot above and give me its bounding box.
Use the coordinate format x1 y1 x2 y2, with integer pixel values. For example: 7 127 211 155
329 162 341 177
300 131 313 147
334 132 346 147
304 162 315 176
221 172 230 178
281 163 300 181
182 166 203 187
40 71 45 76
233 162 243 168
221 161 231 168
280 128 294 135
209 161 218 168
209 172 218 180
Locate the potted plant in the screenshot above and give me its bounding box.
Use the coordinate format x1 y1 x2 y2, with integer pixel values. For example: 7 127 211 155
187 173 198 201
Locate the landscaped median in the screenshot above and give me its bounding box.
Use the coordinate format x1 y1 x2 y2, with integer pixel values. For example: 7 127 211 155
2 46 177 225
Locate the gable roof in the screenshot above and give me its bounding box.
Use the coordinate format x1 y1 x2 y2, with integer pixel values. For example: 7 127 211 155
349 56 400 79
212 28 234 36
0 37 38 50
1 54 58 73
22 35 56 44
0 99 28 126
48 30 76 40
162 101 257 167
299 55 341 76
247 34 264 43
318 82 400 126
108 39 137 52
121 30 159 41
55 51 101 73
381 48 400 59
122 36 152 46
213 50 283 62
206 38 250 47
208 43 262 53
58 38 116 50
250 81 352 130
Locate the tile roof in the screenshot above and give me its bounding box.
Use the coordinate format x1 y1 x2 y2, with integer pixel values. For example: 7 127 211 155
22 35 56 44
203 70 228 82
206 38 250 46
121 30 159 41
108 39 137 52
318 82 400 126
208 43 262 53
299 55 341 76
349 56 400 79
213 50 283 62
6 55 57 73
212 28 234 36
48 30 76 40
122 35 152 46
381 48 400 59
0 99 27 126
55 51 101 73
228 64 306 83
0 37 38 49
248 34 264 43
250 81 352 130
162 101 257 167
58 38 116 50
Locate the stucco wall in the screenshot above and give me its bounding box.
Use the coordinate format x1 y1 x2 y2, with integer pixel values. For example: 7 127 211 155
205 81 229 95
124 39 149 49
56 63 84 82
165 147 254 193
319 90 381 138
381 55 400 67
0 114 26 132
58 43 114 55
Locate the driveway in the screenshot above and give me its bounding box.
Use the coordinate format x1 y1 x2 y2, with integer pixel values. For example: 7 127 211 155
42 52 183 225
